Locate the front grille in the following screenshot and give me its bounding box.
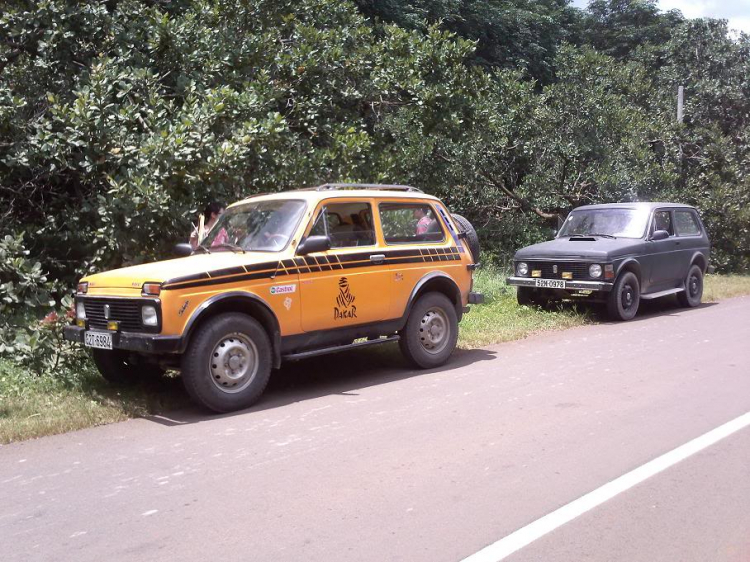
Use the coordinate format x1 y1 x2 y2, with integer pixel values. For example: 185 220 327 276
84 299 144 331
527 261 592 280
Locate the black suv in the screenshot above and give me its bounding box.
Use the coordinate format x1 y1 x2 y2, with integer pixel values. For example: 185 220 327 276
506 203 711 321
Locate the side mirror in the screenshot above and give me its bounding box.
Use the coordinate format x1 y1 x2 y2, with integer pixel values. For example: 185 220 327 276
174 243 194 257
650 230 670 241
297 235 331 256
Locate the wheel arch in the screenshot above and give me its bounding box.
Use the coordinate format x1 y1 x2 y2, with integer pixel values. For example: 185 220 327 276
180 292 282 369
690 252 708 273
405 272 463 321
617 259 643 286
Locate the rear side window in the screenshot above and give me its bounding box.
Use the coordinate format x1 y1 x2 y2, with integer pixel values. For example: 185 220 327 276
379 203 445 244
674 210 702 236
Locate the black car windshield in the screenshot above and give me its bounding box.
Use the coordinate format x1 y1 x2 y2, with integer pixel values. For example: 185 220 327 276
558 208 650 239
202 199 306 252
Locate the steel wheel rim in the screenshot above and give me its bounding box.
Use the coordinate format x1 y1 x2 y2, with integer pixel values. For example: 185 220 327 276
689 274 700 298
621 283 636 310
208 333 259 394
419 307 450 355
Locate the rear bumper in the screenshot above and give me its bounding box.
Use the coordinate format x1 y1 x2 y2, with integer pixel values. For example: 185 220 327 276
506 277 614 292
63 325 182 354
468 292 484 304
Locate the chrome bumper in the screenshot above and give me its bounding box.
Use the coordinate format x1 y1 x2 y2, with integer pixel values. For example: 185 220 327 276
506 277 613 292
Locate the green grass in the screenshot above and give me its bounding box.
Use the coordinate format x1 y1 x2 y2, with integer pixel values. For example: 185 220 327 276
2 271 749 444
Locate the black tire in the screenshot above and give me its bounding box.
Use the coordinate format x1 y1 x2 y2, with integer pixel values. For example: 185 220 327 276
181 313 272 413
91 349 163 385
677 264 703 308
399 292 458 369
606 271 640 321
517 286 543 306
451 214 480 263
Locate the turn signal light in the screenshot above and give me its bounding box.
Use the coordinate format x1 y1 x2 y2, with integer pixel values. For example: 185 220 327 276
142 283 162 296
562 272 573 280
604 264 615 280
107 321 120 331
532 270 542 278
77 282 88 294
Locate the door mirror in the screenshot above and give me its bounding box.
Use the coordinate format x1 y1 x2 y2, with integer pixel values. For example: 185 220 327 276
297 235 331 256
174 243 194 257
650 229 670 241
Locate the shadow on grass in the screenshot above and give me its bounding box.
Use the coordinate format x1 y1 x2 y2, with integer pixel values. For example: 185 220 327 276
143 344 498 427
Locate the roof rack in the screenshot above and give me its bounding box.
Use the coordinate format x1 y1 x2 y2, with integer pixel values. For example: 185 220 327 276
301 183 424 193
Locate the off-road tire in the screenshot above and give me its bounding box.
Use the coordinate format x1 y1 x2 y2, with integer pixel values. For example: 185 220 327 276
606 271 640 321
181 313 272 413
92 349 163 385
516 286 544 306
677 264 703 308
451 214 480 263
399 292 458 369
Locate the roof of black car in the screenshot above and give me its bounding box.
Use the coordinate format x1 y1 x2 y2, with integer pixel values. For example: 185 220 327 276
573 202 696 211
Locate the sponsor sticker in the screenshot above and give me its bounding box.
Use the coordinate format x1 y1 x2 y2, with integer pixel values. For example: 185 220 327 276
270 284 296 295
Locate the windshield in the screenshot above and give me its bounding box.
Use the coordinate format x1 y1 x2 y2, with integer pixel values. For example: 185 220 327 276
558 208 650 239
202 199 306 252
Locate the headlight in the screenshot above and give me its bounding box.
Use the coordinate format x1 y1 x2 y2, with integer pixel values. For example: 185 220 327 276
142 306 158 326
589 264 603 278
517 262 529 276
76 301 86 320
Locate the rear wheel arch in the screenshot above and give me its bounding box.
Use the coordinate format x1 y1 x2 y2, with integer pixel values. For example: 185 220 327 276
181 292 281 368
405 272 463 321
691 252 707 272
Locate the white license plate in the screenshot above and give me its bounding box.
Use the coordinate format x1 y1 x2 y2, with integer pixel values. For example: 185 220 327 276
84 331 113 350
535 279 566 289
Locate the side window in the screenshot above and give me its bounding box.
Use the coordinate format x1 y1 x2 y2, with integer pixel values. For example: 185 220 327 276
309 202 376 248
674 210 702 236
653 210 674 236
379 202 445 244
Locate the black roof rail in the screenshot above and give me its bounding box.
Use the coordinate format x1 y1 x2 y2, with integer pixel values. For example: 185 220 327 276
301 183 424 193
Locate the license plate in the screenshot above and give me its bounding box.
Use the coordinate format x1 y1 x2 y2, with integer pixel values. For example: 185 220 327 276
535 279 566 289
84 331 113 350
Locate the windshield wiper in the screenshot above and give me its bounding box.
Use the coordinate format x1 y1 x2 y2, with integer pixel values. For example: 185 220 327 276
193 244 211 254
213 242 246 254
568 233 617 239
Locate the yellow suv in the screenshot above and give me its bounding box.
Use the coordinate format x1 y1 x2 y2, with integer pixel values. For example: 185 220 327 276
64 184 483 412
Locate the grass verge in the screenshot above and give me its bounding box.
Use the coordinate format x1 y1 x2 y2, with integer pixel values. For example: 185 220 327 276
2 271 749 444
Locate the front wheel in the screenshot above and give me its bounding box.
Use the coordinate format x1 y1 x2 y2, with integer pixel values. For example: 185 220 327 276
181 313 272 413
677 265 703 308
399 292 458 369
606 271 640 321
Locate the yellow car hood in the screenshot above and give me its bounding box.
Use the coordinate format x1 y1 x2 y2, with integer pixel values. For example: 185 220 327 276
84 252 280 289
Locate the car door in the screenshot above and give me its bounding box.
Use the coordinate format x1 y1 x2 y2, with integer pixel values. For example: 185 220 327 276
298 199 392 332
646 209 683 288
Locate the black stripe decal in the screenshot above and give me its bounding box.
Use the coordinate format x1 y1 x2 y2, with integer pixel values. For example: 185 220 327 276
162 248 461 289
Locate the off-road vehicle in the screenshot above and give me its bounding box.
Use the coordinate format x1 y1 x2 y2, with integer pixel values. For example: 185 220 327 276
64 184 483 412
506 203 711 321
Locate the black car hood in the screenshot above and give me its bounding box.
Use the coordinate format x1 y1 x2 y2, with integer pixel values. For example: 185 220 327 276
514 237 643 261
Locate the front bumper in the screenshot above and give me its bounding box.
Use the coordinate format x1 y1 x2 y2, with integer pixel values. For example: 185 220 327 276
63 325 181 354
506 277 614 292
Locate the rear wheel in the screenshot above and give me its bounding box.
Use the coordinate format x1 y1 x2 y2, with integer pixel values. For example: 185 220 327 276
399 292 458 369
92 349 163 385
677 264 703 308
606 271 640 321
181 313 271 413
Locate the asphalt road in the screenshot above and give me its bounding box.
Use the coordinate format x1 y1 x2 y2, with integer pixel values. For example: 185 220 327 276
1 297 749 562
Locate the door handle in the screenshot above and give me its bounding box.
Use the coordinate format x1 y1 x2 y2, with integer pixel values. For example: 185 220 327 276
370 254 386 265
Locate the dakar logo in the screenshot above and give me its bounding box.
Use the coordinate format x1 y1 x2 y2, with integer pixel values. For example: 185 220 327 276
334 277 357 320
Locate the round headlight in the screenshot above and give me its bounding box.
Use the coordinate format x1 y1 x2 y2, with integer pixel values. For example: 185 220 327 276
517 262 529 276
589 264 603 278
142 305 158 327
76 301 86 320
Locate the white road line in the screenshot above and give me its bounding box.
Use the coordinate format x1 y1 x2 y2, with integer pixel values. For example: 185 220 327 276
461 410 750 562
